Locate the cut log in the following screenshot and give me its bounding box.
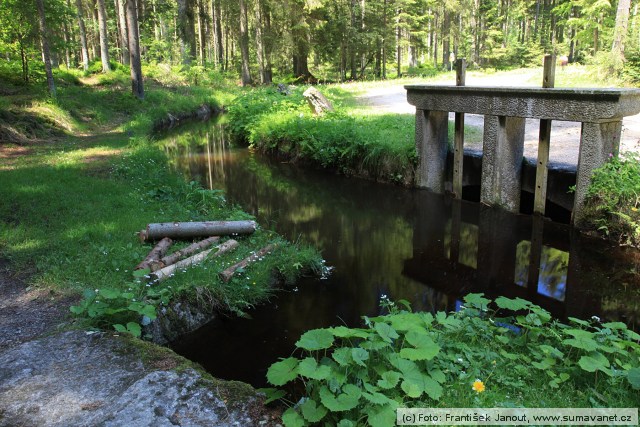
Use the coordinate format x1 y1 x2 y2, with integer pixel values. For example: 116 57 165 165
139 220 257 242
303 87 334 115
135 237 173 271
150 236 220 272
151 239 239 282
219 244 276 283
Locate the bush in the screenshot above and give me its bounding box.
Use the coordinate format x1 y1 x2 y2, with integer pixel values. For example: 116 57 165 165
265 294 640 427
227 86 417 184
583 153 640 246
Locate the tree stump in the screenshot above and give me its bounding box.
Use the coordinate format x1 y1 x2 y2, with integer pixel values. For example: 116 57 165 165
303 87 334 115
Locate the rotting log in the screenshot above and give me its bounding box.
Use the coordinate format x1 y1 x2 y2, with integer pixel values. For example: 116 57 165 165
139 220 257 242
151 239 239 282
150 236 220 272
303 87 334 115
219 244 276 283
135 237 172 271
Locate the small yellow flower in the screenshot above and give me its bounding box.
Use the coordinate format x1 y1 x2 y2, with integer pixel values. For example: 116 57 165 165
632 207 638 212
472 379 486 393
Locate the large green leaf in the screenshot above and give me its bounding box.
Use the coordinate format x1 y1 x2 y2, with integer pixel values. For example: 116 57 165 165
296 329 335 351
351 348 369 367
401 378 423 398
298 357 331 380
578 352 610 374
377 371 401 389
367 405 397 427
300 398 328 423
563 329 598 352
282 408 305 427
423 375 443 400
463 293 491 309
375 322 399 343
319 384 362 412
331 326 370 339
389 313 423 332
400 331 440 361
267 357 299 386
627 368 640 390
495 296 531 311
332 347 352 366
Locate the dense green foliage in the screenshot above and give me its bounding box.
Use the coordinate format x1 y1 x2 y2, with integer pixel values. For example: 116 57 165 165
583 153 640 246
265 294 640 426
227 86 418 184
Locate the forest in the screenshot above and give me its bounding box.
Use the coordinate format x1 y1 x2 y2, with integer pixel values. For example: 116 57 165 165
0 0 638 94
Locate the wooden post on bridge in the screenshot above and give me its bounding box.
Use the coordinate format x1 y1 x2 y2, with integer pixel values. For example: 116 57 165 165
534 54 556 215
452 59 467 199
528 54 556 290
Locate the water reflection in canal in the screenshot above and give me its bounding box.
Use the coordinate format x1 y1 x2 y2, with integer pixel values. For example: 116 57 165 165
163 119 640 388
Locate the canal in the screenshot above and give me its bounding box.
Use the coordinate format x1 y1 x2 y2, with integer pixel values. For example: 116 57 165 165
161 118 640 388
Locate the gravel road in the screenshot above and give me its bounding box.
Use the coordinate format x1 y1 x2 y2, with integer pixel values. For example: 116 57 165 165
357 72 640 168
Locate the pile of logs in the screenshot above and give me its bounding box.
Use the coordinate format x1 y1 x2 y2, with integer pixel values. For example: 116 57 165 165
135 220 277 283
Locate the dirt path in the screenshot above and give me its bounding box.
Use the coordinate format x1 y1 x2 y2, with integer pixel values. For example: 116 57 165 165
358 71 640 167
0 259 74 352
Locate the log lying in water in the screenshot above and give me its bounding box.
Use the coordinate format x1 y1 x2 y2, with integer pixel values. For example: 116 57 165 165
150 236 220 272
151 239 239 282
139 220 257 242
135 237 173 271
219 244 276 283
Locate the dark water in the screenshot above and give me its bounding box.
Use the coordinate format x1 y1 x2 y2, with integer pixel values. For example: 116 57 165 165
162 119 640 388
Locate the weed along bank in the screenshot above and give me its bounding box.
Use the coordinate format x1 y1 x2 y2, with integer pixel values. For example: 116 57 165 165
405 84 640 226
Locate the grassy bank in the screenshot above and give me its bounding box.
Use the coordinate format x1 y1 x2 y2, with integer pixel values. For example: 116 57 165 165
0 65 323 336
266 294 640 426
227 86 420 185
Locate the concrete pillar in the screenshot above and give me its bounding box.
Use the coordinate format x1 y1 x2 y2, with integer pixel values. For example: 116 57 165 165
480 115 526 212
415 109 449 192
572 121 622 227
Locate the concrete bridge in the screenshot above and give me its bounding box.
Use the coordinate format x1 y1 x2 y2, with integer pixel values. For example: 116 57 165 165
405 84 640 226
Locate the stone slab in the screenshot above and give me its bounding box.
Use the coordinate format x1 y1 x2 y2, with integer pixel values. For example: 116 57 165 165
0 331 270 427
405 86 640 122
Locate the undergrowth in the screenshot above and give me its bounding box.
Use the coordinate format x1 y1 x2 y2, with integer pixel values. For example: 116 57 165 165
264 294 640 427
227 86 418 185
582 153 640 246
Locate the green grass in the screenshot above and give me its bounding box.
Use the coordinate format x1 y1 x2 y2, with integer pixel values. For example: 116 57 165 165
227 84 483 185
0 66 323 336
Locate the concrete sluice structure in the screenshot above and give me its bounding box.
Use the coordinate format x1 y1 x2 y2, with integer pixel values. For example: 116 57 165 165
405 85 640 226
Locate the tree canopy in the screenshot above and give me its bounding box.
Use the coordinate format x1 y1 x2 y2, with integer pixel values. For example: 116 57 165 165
0 0 637 89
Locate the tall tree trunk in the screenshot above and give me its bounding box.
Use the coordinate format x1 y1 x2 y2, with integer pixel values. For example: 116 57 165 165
255 0 269 84
239 0 253 85
36 0 56 96
197 0 206 65
396 8 402 77
382 0 387 79
213 0 223 68
262 1 273 84
62 12 72 68
177 0 197 65
96 0 111 72
125 0 144 99
76 0 90 71
116 0 130 64
442 9 451 69
291 0 314 82
612 0 632 57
